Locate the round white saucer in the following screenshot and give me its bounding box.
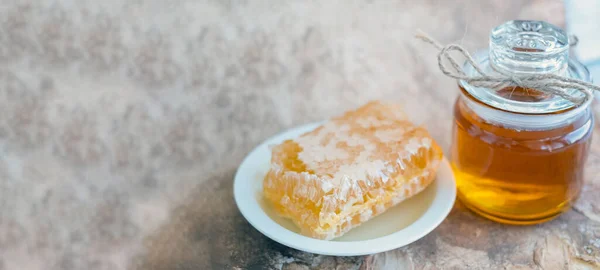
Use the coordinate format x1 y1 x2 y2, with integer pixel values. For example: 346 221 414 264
234 122 456 256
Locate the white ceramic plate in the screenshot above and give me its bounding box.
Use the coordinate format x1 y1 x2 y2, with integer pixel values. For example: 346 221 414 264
234 122 456 256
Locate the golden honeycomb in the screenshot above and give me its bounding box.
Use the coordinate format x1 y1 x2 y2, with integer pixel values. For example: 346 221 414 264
263 101 443 240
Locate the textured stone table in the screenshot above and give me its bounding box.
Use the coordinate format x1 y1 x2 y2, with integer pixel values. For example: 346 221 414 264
1 1 599 269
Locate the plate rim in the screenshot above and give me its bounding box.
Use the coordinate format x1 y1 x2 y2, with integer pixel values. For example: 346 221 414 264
233 122 456 256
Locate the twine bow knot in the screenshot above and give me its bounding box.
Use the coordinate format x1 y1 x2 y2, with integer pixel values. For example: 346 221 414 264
415 31 599 105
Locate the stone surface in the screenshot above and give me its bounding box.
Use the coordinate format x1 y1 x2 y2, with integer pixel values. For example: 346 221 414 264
0 1 598 270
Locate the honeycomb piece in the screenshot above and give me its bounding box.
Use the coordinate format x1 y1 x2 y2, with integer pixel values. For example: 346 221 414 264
263 101 443 240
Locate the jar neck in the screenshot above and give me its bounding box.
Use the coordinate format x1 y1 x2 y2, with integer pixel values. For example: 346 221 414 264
462 20 588 115
458 87 591 131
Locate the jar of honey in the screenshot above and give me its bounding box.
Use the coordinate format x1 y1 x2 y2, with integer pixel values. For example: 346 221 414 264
450 20 594 224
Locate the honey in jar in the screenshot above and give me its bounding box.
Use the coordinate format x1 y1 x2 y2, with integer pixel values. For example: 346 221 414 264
450 20 594 224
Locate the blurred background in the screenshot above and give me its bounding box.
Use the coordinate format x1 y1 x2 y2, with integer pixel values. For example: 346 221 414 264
0 1 598 269
566 1 600 87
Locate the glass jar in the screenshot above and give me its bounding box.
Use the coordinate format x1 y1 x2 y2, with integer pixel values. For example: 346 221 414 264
450 20 594 225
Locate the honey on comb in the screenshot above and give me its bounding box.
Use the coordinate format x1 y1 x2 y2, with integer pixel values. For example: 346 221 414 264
263 101 443 240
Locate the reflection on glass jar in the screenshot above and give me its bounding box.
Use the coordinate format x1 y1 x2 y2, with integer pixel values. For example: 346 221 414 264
449 20 594 224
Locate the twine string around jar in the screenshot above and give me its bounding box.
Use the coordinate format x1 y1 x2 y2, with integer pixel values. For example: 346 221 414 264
415 31 600 105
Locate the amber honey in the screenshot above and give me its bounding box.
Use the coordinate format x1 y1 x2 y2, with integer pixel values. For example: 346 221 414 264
451 86 593 224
